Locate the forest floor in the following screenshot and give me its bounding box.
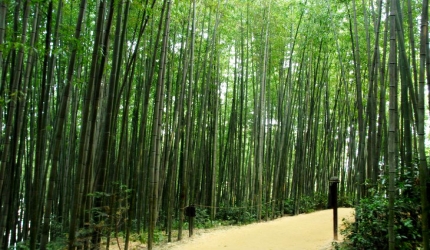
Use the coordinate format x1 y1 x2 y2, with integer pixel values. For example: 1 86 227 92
108 208 355 250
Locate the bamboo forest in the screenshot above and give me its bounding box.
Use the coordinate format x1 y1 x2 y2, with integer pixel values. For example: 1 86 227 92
0 0 429 249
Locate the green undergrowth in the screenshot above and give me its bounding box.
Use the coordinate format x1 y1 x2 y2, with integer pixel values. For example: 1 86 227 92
333 172 423 250
10 193 344 249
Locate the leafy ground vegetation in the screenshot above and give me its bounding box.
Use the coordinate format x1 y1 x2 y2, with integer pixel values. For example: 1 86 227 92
335 168 423 250
9 175 422 250
21 194 333 249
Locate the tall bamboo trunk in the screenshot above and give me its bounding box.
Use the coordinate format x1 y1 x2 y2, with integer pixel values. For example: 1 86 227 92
0 1 31 248
60 0 88 248
148 1 171 249
388 0 398 248
418 0 429 247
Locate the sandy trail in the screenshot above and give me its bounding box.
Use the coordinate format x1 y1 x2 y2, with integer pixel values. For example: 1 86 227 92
156 208 354 250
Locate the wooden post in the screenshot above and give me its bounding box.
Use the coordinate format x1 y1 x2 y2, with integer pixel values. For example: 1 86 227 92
185 205 196 237
330 177 339 240
189 216 194 237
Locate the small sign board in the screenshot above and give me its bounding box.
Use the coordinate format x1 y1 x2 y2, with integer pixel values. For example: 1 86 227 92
185 205 196 217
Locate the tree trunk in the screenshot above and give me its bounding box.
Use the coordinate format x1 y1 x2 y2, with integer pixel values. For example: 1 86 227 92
388 0 398 248
418 0 429 247
148 1 171 249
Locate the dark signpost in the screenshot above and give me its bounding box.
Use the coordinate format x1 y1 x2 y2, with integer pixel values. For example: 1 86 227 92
329 176 340 240
185 205 196 237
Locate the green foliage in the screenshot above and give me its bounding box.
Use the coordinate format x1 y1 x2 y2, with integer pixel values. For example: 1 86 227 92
340 173 422 250
283 199 295 214
341 195 388 249
338 195 354 207
10 235 68 250
73 183 132 246
130 230 164 244
8 241 30 250
299 196 316 213
284 194 329 214
215 207 257 225
129 232 147 244
313 193 329 211
194 208 212 228
45 236 68 250
47 214 64 243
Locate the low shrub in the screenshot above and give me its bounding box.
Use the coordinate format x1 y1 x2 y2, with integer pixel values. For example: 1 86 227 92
215 206 257 225
284 194 329 215
340 194 421 249
194 208 212 228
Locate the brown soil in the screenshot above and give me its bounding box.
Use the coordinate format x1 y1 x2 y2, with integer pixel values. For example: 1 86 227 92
109 208 355 250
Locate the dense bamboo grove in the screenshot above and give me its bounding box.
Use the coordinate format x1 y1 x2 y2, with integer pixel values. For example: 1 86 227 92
0 0 429 249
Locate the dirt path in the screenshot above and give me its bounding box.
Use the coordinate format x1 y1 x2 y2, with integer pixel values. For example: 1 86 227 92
156 208 354 250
